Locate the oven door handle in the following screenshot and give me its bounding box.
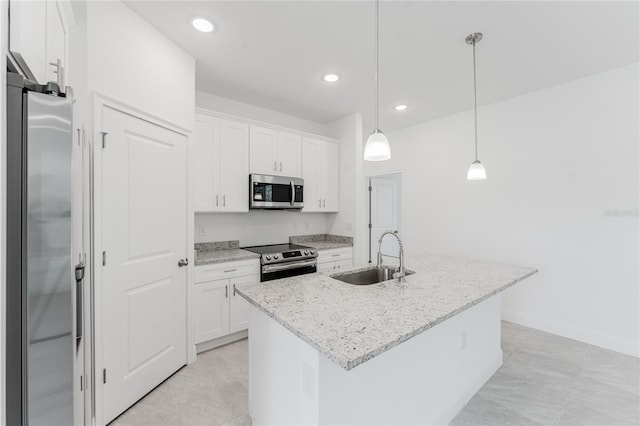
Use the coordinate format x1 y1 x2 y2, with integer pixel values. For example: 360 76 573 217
290 180 295 206
263 259 317 273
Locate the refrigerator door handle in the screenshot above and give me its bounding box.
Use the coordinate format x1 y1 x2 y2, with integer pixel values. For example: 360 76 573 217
75 261 85 343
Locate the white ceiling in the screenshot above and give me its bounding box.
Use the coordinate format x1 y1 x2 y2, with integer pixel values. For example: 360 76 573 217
125 1 639 131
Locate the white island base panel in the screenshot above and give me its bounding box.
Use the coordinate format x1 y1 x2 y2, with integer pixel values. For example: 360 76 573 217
248 295 503 425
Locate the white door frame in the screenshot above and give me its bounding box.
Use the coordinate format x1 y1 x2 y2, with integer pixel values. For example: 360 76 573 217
365 171 405 265
90 92 194 426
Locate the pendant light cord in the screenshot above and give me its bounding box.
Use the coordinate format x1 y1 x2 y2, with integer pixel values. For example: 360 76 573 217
375 0 380 131
472 38 478 161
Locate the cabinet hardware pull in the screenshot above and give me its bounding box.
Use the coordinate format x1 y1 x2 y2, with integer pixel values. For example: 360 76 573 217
318 199 321 207
216 195 219 207
332 254 340 257
223 195 226 207
323 199 326 208
233 284 237 296
225 285 228 298
178 258 189 267
279 161 282 171
274 161 277 171
224 269 237 273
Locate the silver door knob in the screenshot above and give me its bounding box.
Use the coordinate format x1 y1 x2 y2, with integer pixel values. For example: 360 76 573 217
178 258 189 267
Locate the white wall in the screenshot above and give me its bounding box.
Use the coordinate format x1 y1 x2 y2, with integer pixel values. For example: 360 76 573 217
195 212 327 246
364 63 640 356
196 91 329 136
0 1 8 422
86 1 195 131
326 113 365 262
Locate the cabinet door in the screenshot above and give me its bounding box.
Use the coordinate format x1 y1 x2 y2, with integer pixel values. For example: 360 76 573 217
229 274 259 334
302 138 321 212
333 259 352 271
46 1 66 84
323 142 340 212
193 116 219 211
317 262 335 273
249 126 278 175
277 132 302 178
194 279 230 344
9 0 47 84
219 120 249 212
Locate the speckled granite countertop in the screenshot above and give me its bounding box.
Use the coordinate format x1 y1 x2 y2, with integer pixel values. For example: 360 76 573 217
236 254 537 370
194 241 259 266
195 249 259 266
290 234 353 251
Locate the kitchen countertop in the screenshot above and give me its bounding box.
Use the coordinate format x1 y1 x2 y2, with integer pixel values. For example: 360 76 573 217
302 241 353 251
290 234 353 251
236 254 537 370
194 248 260 266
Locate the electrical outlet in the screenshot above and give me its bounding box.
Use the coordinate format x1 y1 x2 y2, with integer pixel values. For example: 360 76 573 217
345 222 353 232
198 225 206 236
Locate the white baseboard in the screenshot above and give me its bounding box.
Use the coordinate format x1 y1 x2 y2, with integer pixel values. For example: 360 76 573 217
437 352 503 426
196 330 248 355
502 309 639 358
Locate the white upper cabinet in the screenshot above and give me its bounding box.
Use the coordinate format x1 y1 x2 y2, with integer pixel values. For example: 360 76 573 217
219 120 250 211
250 126 302 178
194 117 218 211
302 137 339 212
276 132 302 178
194 113 249 212
9 0 71 87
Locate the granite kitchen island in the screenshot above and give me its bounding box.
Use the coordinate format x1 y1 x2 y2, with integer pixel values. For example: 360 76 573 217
236 254 537 425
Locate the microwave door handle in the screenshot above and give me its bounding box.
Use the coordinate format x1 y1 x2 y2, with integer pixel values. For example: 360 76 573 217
290 181 295 206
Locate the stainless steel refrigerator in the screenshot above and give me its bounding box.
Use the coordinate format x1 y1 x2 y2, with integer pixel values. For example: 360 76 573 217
6 70 76 425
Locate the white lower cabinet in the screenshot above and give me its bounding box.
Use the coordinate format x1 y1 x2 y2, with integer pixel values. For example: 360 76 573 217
194 259 259 346
317 247 353 273
194 279 230 343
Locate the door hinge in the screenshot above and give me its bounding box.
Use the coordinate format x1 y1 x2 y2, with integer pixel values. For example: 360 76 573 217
102 251 106 266
100 132 107 148
103 368 107 384
368 223 372 229
80 375 83 391
368 186 372 192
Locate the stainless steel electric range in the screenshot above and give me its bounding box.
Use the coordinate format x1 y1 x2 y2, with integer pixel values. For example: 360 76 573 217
242 243 318 282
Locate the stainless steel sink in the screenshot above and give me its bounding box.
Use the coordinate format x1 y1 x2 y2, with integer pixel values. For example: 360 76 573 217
331 266 414 285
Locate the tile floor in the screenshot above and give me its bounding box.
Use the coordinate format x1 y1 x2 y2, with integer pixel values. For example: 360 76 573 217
110 321 639 426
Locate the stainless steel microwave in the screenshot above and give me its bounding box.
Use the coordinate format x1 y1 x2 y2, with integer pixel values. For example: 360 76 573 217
249 174 304 210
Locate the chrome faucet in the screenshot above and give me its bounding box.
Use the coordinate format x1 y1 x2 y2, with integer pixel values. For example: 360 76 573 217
377 230 405 281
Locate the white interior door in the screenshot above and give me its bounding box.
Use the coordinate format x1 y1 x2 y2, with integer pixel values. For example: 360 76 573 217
371 176 400 264
101 107 188 424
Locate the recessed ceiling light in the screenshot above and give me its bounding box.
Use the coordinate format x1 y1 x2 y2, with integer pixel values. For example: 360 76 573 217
192 18 214 33
394 104 408 111
323 73 340 83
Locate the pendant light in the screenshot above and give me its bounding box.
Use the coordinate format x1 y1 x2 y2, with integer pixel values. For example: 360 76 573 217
466 32 487 180
364 0 391 161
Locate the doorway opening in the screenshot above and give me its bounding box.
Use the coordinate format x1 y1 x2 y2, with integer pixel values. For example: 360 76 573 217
368 173 403 265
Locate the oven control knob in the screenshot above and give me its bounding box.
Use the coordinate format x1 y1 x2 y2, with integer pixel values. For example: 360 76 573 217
304 250 309 255
274 254 279 260
310 250 315 255
265 255 271 261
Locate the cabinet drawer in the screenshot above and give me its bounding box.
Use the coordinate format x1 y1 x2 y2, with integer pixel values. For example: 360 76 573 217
195 259 260 283
317 248 353 264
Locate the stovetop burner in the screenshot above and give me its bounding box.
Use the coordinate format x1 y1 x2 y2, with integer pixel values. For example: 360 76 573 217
242 243 318 266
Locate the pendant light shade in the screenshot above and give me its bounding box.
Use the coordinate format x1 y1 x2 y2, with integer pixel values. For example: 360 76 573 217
466 32 486 180
364 0 391 162
364 129 391 161
467 160 487 180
